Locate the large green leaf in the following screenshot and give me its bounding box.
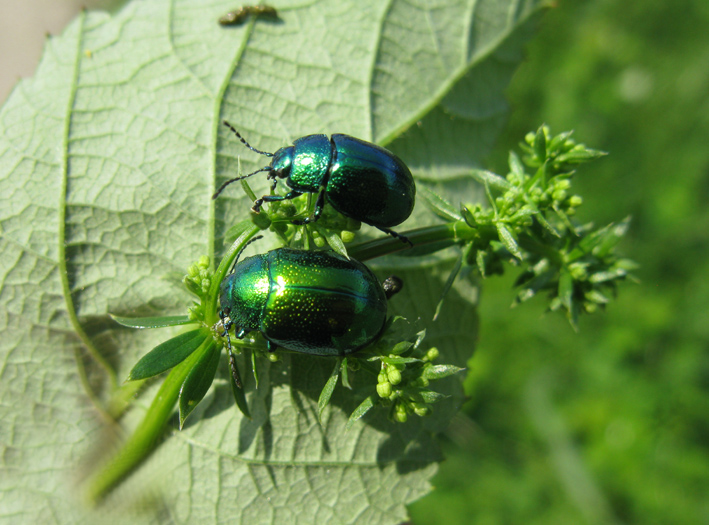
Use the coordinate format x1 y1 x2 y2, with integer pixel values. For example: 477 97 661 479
0 0 544 523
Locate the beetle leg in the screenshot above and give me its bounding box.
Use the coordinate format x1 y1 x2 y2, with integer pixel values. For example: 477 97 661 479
252 189 303 213
291 188 326 225
268 177 279 195
251 177 279 213
376 226 414 247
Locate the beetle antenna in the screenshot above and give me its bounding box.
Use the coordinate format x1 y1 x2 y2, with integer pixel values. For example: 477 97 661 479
227 347 243 389
212 167 272 199
217 310 242 389
223 120 274 157
230 235 264 274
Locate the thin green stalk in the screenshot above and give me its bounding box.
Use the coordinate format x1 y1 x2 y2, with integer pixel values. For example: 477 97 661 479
348 222 479 261
85 337 215 503
205 222 261 320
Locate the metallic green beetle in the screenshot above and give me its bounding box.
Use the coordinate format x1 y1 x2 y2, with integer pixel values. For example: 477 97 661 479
213 121 416 245
218 248 402 358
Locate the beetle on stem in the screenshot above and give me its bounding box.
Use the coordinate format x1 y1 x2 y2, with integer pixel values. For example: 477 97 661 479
214 121 416 245
217 247 403 387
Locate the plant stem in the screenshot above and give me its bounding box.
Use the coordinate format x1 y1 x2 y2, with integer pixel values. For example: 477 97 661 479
348 221 480 261
85 218 482 501
85 337 215 503
205 222 261 323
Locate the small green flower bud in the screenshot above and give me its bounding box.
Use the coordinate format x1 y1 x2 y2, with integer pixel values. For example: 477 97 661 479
387 368 402 385
569 195 583 207
183 278 200 296
552 189 567 201
251 212 272 229
426 347 439 361
313 236 326 248
198 255 210 268
394 403 408 423
413 404 430 417
274 203 297 218
340 230 356 243
569 263 588 280
188 307 199 321
416 377 430 388
268 353 280 362
377 382 392 398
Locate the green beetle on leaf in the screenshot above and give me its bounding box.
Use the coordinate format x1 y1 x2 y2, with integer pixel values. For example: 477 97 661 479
213 121 416 245
217 247 403 387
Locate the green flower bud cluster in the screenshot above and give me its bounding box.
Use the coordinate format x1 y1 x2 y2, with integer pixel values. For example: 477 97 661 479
308 223 361 248
305 206 361 249
521 126 605 173
370 341 461 423
105 124 632 500
516 126 600 220
454 126 633 327
463 127 602 252
183 256 213 323
184 256 212 299
315 203 362 234
515 219 637 326
249 184 362 248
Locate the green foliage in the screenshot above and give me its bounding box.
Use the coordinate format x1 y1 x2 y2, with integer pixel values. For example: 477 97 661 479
127 328 207 381
0 0 635 523
411 0 709 524
97 123 627 506
460 126 634 326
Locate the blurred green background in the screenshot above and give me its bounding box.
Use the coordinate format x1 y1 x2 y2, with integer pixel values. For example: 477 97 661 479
411 0 709 523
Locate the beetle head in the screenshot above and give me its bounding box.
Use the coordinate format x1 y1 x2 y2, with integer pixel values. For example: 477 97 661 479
269 145 294 179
